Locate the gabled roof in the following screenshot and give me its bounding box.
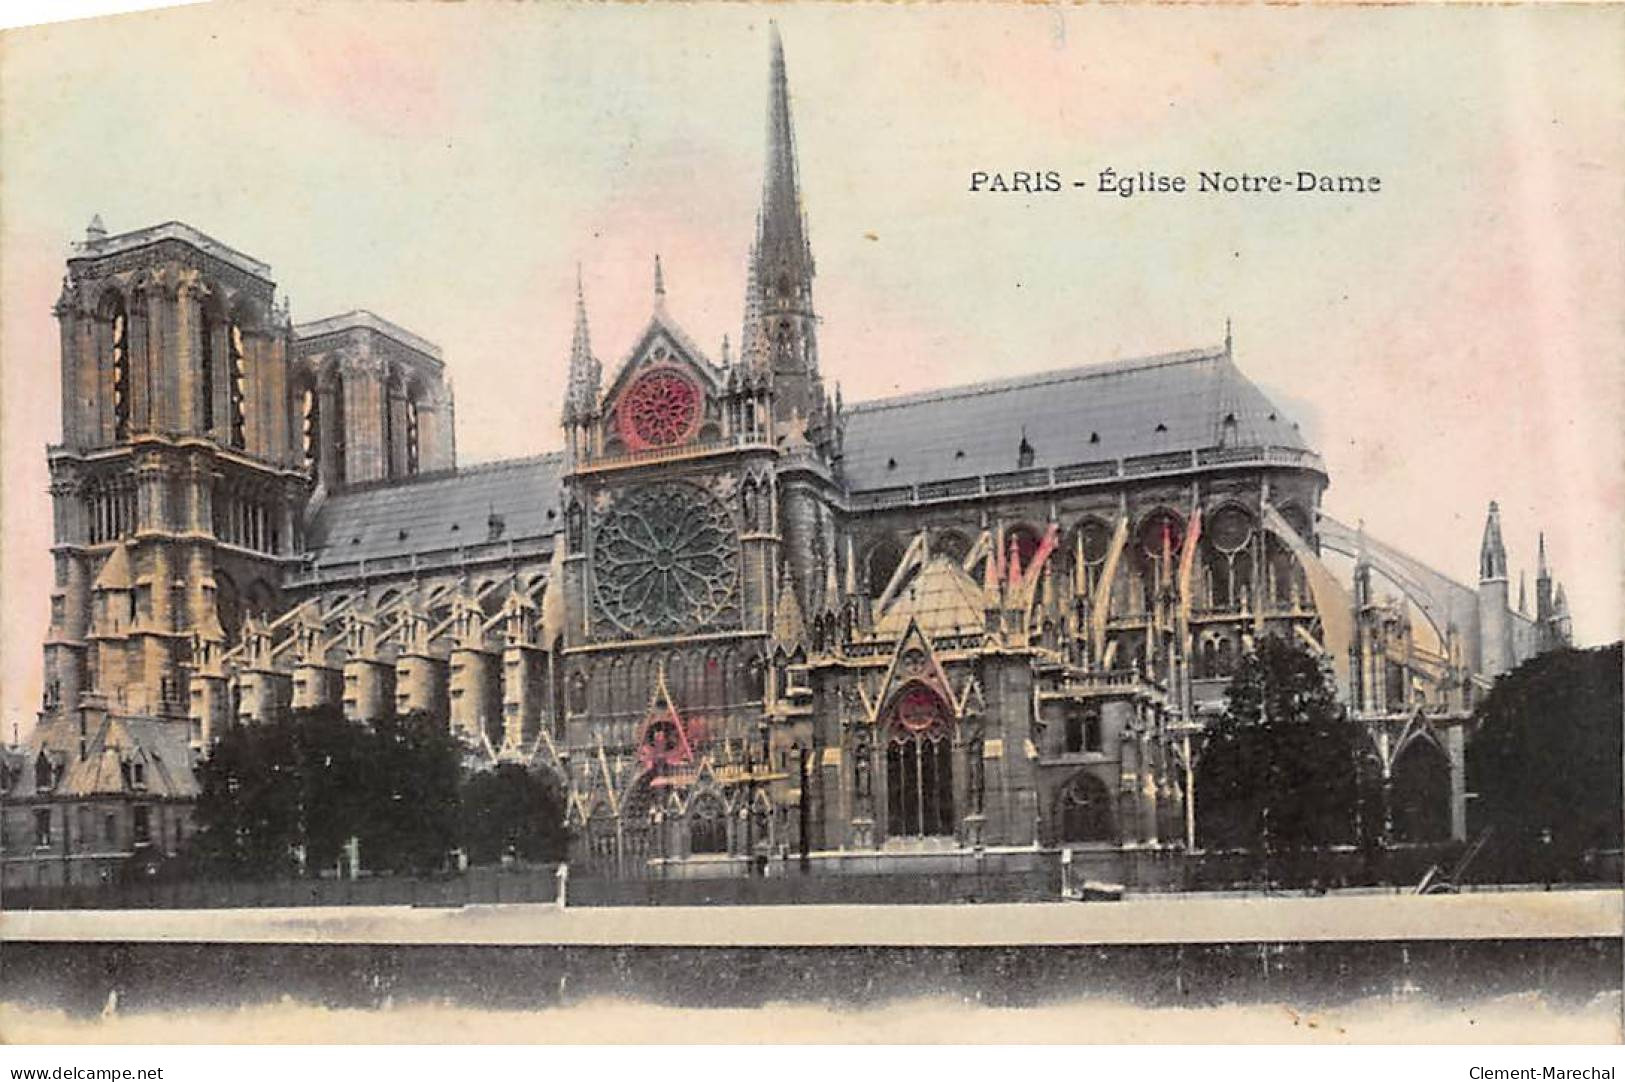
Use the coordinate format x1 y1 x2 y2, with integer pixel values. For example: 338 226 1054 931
13 714 198 801
840 346 1309 492
92 541 133 591
875 556 985 639
601 308 721 407
305 454 563 568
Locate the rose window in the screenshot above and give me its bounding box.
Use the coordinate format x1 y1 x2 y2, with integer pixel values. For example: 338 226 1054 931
888 684 950 741
593 482 740 636
618 367 702 450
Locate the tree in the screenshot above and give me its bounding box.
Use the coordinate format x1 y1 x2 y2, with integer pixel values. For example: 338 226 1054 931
358 710 463 875
459 763 570 865
1468 643 1622 879
293 705 371 874
1197 636 1379 864
191 707 466 879
192 715 302 879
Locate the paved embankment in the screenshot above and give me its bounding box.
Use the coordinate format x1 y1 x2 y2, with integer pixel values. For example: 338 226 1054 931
5 888 1618 947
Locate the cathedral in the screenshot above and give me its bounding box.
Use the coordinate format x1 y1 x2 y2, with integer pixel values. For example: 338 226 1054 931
2 31 1572 889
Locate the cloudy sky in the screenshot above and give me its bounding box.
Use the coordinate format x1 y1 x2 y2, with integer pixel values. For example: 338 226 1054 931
2 2 1621 734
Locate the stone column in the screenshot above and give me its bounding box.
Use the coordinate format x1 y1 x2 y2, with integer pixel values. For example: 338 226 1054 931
55 290 82 448
126 289 152 437
174 277 203 435
1447 723 1468 842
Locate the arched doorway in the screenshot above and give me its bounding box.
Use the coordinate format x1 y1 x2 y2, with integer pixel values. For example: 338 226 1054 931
688 792 728 855
1056 771 1116 842
1390 738 1452 842
884 684 955 838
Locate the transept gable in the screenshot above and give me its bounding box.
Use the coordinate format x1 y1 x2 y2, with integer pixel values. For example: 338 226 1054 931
864 619 958 723
601 313 721 409
599 315 727 454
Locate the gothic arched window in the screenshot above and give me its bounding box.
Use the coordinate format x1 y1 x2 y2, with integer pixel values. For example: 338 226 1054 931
688 793 727 855
228 322 248 449
103 293 130 442
1057 771 1115 843
866 538 904 599
299 380 321 481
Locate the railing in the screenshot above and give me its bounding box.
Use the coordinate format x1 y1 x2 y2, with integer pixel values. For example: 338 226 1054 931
847 445 1326 511
573 434 773 474
286 535 554 589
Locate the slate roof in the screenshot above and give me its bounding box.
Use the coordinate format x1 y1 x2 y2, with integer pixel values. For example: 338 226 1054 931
12 714 198 801
876 557 986 639
305 454 564 568
840 346 1310 492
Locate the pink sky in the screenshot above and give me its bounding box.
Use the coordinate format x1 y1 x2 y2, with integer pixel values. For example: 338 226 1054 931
3 3 1621 737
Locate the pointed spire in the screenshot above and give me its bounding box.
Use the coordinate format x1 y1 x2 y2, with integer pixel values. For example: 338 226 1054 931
741 238 769 373
1537 531 1550 578
1006 534 1024 592
1479 500 1508 582
86 214 106 244
982 534 1003 614
761 23 807 269
1224 316 1233 357
653 253 666 303
772 562 808 650
1518 570 1528 615
743 24 817 394
563 266 600 425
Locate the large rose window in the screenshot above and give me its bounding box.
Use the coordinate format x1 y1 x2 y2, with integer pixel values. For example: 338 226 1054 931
592 482 740 636
618 367 702 450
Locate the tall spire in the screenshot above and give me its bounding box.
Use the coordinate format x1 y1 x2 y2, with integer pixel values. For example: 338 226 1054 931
760 24 809 277
562 267 600 425
1537 531 1549 578
743 24 820 411
1479 500 1508 582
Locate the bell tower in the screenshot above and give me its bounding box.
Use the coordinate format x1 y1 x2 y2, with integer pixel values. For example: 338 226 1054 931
44 218 309 747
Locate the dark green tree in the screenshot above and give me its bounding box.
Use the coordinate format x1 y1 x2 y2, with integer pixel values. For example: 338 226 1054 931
459 763 570 865
358 710 464 875
293 705 372 874
1468 643 1622 879
191 706 466 879
191 717 302 879
1198 635 1379 863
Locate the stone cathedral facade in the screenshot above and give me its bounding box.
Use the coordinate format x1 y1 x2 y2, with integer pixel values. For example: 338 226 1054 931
3 32 1572 887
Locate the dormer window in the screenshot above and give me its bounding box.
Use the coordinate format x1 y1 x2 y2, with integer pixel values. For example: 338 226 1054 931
1017 434 1035 470
131 761 146 789
34 751 54 791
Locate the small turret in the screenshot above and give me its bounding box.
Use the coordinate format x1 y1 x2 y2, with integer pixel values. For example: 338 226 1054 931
1479 500 1508 582
561 268 601 433
1476 500 1513 677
